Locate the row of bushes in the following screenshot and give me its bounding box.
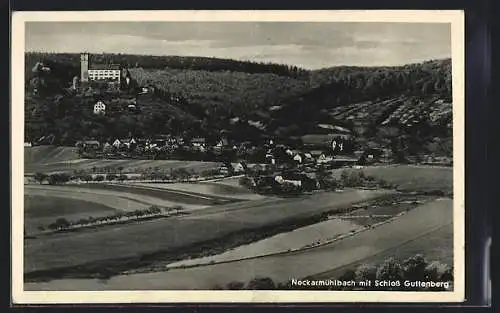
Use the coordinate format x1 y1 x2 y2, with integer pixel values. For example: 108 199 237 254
213 254 453 291
35 205 181 233
32 166 231 185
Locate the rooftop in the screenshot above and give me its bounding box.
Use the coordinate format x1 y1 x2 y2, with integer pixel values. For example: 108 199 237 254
89 64 121 70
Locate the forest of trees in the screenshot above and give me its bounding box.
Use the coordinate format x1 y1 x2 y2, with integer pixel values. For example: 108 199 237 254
25 52 309 80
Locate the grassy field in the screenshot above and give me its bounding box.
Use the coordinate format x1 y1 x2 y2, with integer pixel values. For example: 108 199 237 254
25 198 453 290
25 185 210 213
24 195 117 234
334 165 453 193
24 146 79 166
131 181 267 201
69 183 237 205
308 223 454 281
24 189 393 277
24 146 220 174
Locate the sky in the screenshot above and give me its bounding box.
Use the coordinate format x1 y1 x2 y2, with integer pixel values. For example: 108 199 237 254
25 22 451 69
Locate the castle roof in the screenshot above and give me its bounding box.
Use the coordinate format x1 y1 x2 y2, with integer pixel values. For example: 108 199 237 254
89 64 121 70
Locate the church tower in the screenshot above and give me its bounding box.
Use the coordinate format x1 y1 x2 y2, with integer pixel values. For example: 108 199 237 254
80 53 89 83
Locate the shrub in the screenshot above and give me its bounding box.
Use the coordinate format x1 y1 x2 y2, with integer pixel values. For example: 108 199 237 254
80 174 93 182
365 175 376 182
355 264 378 282
47 173 71 185
106 174 118 181
279 182 301 195
246 277 276 290
238 176 255 189
338 269 356 281
378 178 392 188
376 257 404 282
402 254 428 281
94 175 105 182
226 281 245 290
33 172 48 184
321 177 338 190
118 174 128 181
424 261 452 281
340 170 364 187
149 205 162 214
54 217 70 230
441 265 454 282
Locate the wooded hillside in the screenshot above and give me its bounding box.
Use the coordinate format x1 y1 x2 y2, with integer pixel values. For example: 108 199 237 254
25 52 452 157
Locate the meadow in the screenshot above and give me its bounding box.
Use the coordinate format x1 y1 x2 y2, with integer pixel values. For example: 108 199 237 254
24 146 220 174
25 198 453 290
24 195 117 234
334 165 453 193
24 189 392 279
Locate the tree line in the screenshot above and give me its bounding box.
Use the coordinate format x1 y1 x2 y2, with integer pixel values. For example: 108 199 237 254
26 52 309 79
34 205 182 234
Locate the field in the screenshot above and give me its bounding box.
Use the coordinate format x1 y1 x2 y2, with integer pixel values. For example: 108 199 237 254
25 185 210 212
24 183 218 236
24 189 392 277
24 195 117 234
64 183 237 205
130 181 267 201
24 146 220 174
334 165 453 193
308 223 454 280
25 198 453 290
23 160 455 290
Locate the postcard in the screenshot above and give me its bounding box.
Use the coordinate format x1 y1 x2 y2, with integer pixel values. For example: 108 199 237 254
11 10 465 303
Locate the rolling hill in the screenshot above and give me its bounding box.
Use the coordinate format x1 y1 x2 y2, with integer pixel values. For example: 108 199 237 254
24 52 453 157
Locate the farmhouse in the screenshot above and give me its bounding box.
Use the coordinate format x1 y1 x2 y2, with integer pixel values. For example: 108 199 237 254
93 101 106 115
76 140 100 149
191 137 206 146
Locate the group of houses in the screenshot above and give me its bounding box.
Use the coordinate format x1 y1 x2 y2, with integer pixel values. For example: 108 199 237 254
76 135 230 155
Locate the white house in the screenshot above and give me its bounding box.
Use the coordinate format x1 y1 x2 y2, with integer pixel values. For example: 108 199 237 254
234 163 245 173
293 154 303 164
93 101 106 115
112 139 121 148
275 175 302 187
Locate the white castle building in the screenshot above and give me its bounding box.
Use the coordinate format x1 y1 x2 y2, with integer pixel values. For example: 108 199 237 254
80 53 122 84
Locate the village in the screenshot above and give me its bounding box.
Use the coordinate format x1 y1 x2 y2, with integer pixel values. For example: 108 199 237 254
25 52 391 195
23 42 455 292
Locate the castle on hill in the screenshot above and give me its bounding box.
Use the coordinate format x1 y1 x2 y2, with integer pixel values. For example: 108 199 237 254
78 53 130 89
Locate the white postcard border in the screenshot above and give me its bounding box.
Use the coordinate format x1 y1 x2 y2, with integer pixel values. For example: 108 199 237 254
11 10 465 304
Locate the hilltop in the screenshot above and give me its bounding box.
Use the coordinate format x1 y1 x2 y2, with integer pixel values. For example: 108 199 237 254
24 52 452 158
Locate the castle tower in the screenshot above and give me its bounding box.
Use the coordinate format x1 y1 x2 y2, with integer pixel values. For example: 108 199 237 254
80 53 89 83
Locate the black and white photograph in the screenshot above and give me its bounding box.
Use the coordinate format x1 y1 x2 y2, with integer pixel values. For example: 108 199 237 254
11 10 465 303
